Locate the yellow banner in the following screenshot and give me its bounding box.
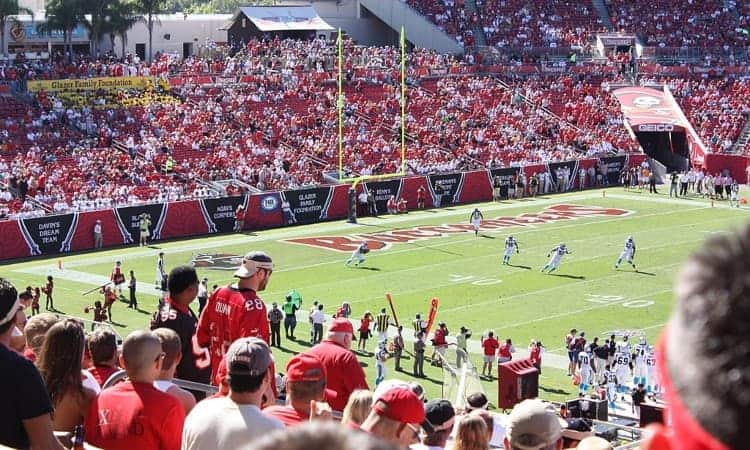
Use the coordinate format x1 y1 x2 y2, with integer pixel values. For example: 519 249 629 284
27 76 153 93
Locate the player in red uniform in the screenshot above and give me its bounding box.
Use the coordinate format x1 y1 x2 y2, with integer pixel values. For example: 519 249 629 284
196 251 273 382
481 331 499 379
110 261 126 296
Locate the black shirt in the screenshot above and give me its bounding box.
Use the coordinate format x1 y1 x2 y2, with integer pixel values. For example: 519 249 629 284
151 299 211 387
0 344 54 449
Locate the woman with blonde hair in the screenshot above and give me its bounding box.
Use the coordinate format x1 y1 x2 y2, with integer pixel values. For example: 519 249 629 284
450 414 489 450
341 389 373 426
37 319 97 432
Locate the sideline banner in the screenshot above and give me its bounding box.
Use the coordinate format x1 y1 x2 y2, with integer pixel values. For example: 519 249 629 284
363 179 404 214
427 173 465 207
599 155 628 185
199 195 248 234
114 204 167 244
280 187 334 225
18 213 78 256
27 76 153 93
489 167 521 199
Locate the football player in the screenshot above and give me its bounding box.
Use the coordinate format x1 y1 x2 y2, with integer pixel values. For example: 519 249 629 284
374 340 389 386
646 346 659 393
541 243 571 273
614 349 631 393
577 349 593 394
633 337 649 386
614 236 636 270
345 241 369 267
503 235 519 265
470 208 484 237
603 365 619 408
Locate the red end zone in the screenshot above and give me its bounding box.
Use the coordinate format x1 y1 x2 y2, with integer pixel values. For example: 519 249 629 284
283 204 632 253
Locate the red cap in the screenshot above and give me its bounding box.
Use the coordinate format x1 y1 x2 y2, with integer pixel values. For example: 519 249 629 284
329 318 354 334
286 353 327 382
372 387 425 425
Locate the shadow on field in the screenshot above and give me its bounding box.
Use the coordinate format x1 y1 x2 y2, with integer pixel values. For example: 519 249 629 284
108 321 126 328
635 270 656 276
540 386 570 395
356 266 381 271
480 235 495 239
135 308 152 315
508 264 531 270
550 274 586 280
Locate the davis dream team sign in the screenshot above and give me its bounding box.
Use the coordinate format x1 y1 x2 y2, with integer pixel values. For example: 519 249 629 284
285 204 632 252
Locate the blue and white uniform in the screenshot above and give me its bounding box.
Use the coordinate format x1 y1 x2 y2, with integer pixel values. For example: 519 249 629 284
604 368 618 407
541 243 570 273
614 351 631 392
577 351 593 393
503 236 519 264
633 341 649 385
646 348 659 393
615 236 636 269
470 209 484 235
346 241 368 266
375 341 388 385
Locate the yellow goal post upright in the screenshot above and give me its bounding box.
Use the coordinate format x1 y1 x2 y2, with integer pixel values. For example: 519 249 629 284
337 26 408 193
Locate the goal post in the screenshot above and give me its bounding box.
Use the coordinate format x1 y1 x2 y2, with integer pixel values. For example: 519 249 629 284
337 26 408 184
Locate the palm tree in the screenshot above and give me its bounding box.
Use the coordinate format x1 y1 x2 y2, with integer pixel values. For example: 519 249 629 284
40 0 85 62
134 0 167 63
82 0 109 58
107 1 140 58
0 0 32 57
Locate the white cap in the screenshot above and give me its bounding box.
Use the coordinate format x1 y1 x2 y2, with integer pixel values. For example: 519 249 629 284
233 251 273 278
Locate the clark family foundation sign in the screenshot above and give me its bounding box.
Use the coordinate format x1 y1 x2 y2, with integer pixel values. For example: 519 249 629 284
284 204 632 252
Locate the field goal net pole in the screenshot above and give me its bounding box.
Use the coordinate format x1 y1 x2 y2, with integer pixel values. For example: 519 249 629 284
435 345 487 410
338 27 408 225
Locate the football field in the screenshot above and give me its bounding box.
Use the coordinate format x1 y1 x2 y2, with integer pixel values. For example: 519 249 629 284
4 187 749 407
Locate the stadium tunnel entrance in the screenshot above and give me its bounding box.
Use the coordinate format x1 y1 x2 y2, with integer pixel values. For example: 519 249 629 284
635 127 689 172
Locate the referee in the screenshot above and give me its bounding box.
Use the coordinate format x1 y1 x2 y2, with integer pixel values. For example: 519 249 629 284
375 308 390 342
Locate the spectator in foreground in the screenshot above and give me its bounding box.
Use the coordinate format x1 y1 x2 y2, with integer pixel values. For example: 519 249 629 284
253 422 400 450
413 399 455 450
37 319 97 432
360 386 425 448
152 328 197 414
342 389 374 427
0 278 64 450
451 414 490 450
264 352 334 426
643 225 750 450
22 312 59 362
86 328 120 388
577 436 614 450
85 329 185 450
182 337 282 450
502 399 566 450
305 318 369 412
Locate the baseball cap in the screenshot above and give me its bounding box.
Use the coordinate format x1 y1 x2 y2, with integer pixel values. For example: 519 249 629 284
234 251 273 278
0 279 20 327
226 337 272 377
505 399 567 450
423 399 455 433
286 353 327 383
372 387 425 425
328 318 353 334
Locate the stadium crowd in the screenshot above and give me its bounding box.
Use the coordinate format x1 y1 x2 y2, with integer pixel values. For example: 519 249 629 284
3 221 750 449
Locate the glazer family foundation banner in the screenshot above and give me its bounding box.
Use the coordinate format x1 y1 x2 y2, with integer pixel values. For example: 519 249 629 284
18 213 79 255
27 76 153 93
280 187 335 225
284 204 633 253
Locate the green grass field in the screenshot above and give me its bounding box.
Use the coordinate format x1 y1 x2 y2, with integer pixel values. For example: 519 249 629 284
4 187 749 408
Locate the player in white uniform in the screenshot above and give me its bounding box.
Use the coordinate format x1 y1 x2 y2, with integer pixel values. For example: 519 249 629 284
646 346 659 393
374 340 389 386
603 366 618 408
503 235 519 265
577 350 593 394
345 241 369 266
614 350 631 393
730 181 740 207
614 236 637 270
541 243 571 273
155 252 165 288
470 208 484 236
633 338 649 386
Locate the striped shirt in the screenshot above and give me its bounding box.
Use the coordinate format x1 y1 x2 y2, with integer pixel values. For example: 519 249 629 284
375 314 389 333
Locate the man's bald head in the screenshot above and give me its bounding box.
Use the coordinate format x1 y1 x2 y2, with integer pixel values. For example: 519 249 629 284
122 330 163 376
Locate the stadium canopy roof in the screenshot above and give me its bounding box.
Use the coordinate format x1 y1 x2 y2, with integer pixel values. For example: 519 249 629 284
613 86 688 131
223 5 334 32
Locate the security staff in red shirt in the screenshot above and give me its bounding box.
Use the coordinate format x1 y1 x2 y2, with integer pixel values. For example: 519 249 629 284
304 318 368 412
197 251 272 382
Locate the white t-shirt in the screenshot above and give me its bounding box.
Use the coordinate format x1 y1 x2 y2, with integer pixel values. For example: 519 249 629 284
182 397 283 450
311 309 325 325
